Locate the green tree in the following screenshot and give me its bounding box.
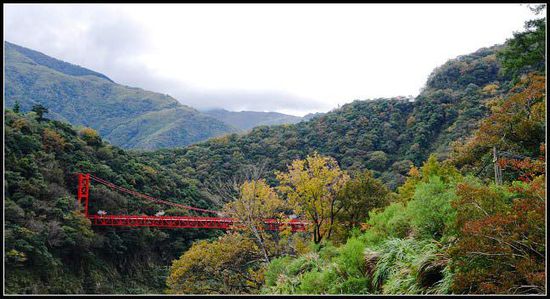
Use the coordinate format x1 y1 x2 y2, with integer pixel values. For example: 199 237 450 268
13 100 20 113
31 104 48 121
497 13 545 77
334 170 391 241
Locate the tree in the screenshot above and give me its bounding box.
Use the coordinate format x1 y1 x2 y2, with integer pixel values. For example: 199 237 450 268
451 73 545 181
449 176 545 294
166 233 265 294
205 163 268 208
79 127 102 146
398 155 461 202
222 179 286 263
334 170 391 240
276 152 349 244
31 104 48 121
13 100 20 113
497 13 545 77
42 128 66 153
366 151 388 171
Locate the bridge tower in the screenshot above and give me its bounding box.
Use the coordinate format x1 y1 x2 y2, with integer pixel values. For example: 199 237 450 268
77 173 90 216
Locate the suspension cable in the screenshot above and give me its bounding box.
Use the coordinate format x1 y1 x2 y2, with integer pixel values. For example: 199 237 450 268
88 174 219 215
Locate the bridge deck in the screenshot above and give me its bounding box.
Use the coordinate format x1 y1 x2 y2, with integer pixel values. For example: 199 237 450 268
87 215 308 231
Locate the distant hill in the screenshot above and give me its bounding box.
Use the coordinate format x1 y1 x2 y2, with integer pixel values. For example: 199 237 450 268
203 109 303 131
302 112 325 121
4 41 237 150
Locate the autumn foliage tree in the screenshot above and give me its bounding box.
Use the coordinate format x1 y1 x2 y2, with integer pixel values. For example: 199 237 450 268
166 233 265 294
449 175 545 294
79 127 102 146
222 179 286 263
447 15 546 293
42 127 66 153
276 152 349 244
451 73 546 181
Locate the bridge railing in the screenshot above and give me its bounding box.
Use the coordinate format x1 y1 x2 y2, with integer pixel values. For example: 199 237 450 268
87 214 308 232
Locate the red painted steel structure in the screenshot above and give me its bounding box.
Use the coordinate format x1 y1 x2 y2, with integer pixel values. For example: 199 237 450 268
77 173 90 216
88 215 307 232
77 173 308 232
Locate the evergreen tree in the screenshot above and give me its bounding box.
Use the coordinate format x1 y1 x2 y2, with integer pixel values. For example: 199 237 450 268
13 100 20 113
31 104 48 121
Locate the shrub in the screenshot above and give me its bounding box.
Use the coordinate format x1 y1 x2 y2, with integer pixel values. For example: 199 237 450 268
360 203 410 246
336 237 366 278
264 256 292 287
406 176 458 240
372 239 448 294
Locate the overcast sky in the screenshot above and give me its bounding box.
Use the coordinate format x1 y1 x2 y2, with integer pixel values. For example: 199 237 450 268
3 4 538 116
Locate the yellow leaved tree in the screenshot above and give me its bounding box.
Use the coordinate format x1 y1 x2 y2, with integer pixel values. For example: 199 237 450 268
166 233 265 294
276 152 349 244
223 179 286 263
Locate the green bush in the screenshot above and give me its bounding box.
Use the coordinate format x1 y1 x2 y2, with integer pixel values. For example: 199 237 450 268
297 267 339 294
360 202 410 246
336 277 370 294
264 256 292 287
406 176 458 240
336 237 366 278
318 241 339 261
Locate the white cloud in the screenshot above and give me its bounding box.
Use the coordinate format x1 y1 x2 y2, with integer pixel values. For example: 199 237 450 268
3 4 536 116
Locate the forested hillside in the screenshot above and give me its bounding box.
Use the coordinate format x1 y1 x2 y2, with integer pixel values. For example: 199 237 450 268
4 111 221 293
4 42 237 150
140 45 512 190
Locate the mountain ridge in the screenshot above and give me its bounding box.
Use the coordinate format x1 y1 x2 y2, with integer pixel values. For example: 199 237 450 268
4 41 238 150
202 108 304 131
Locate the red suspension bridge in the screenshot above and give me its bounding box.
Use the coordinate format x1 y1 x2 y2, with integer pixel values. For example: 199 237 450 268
77 173 308 232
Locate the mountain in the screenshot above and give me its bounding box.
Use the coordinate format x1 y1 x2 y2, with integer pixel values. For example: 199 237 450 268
203 109 303 131
4 41 237 150
141 45 513 190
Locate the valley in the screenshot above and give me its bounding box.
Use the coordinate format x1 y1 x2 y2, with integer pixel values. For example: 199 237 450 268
3 10 546 295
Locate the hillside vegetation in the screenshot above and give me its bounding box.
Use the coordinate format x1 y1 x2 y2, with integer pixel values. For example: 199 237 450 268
4 111 221 293
4 12 546 295
141 45 513 190
163 14 546 295
4 41 237 150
